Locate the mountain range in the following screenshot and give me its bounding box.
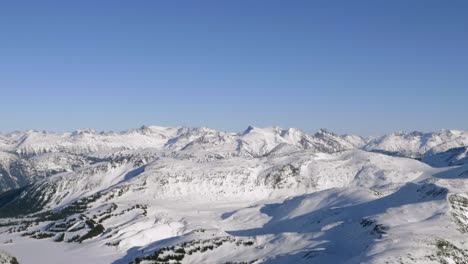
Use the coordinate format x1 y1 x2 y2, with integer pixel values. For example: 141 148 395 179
1 126 468 264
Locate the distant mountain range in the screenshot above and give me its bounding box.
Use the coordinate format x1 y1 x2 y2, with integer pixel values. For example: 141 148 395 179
1 126 467 193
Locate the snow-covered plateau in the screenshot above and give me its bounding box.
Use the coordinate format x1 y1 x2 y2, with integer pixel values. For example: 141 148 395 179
1 126 468 264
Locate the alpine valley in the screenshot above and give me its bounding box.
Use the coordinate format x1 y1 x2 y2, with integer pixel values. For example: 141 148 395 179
1 126 468 264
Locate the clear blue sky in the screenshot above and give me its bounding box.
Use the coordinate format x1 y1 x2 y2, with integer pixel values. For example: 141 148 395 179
0 0 467 135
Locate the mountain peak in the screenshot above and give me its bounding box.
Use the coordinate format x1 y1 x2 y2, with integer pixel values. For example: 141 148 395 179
71 128 96 136
314 128 337 137
241 125 256 135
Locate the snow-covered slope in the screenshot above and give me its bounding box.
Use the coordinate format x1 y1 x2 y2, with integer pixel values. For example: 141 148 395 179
422 146 468 167
0 150 97 192
1 126 468 264
1 149 430 212
0 148 464 264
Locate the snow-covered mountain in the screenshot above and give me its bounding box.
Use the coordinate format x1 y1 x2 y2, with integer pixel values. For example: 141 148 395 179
422 146 468 168
0 126 364 192
1 126 468 264
0 126 364 158
362 130 468 159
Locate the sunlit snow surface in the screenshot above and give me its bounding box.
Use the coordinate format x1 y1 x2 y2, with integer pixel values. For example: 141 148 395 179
0 127 468 264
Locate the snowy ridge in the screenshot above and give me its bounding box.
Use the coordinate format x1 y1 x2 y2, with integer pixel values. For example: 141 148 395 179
0 126 362 157
0 126 364 193
14 149 430 209
363 130 468 159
